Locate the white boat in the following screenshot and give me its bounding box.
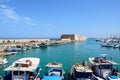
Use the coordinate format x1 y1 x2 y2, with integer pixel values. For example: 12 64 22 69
101 43 113 47
0 55 8 65
30 43 40 48
4 57 41 80
26 45 32 50
69 61 93 80
113 44 120 48
2 51 11 56
40 42 48 47
89 54 120 80
9 51 17 55
42 61 65 80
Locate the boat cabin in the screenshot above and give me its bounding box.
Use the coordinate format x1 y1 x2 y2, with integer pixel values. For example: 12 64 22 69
4 58 40 80
89 54 118 79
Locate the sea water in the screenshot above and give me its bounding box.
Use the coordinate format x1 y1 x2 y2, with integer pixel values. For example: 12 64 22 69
0 38 120 80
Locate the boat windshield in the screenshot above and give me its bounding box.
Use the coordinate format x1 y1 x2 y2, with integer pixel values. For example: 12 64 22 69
99 64 112 69
13 71 25 76
75 71 92 78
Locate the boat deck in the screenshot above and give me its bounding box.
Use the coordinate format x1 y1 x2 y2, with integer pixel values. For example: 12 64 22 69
89 57 117 65
74 64 92 72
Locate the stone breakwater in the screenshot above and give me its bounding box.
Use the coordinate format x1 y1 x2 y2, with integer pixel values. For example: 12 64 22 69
0 38 50 44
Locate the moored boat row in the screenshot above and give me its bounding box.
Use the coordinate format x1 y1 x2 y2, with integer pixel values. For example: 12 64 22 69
0 40 75 66
2 54 120 80
101 43 120 48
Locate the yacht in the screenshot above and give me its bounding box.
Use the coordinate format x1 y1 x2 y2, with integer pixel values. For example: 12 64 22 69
4 57 41 80
42 61 65 80
69 61 93 80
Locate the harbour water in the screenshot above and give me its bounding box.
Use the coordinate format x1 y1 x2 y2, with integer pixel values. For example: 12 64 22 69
0 38 120 80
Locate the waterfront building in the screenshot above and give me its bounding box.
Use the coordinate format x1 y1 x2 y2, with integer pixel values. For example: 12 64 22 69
60 34 86 41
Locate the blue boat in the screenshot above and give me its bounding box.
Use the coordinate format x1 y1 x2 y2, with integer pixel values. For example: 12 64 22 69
42 61 65 80
105 75 120 80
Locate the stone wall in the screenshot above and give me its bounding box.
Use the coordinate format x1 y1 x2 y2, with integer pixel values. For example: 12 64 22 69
61 34 86 41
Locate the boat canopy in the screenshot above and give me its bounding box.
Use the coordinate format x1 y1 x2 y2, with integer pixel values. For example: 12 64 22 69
42 76 61 80
4 57 40 72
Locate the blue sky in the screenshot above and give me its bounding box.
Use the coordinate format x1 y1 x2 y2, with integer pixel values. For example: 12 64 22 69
0 0 120 38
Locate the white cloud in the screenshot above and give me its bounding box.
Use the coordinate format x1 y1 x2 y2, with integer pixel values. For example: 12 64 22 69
24 17 31 21
0 4 38 26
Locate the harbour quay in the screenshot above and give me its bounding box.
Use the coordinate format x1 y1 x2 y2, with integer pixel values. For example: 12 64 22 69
0 38 50 44
0 38 50 52
0 34 87 52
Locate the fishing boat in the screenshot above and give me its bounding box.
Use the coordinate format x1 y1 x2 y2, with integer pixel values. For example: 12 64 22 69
26 45 32 50
10 45 26 51
0 55 8 65
2 51 11 56
42 61 65 80
89 54 120 80
2 50 17 56
40 42 48 47
112 44 120 48
9 50 17 55
30 43 40 48
101 43 113 47
69 61 93 80
4 57 41 80
4 48 17 55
